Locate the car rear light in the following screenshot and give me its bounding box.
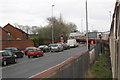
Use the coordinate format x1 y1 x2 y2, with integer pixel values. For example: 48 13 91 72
24 50 27 52
0 57 4 60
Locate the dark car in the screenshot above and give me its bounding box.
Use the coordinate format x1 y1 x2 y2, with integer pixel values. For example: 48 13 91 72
27 48 44 58
24 47 36 55
4 47 24 58
0 50 17 66
38 45 49 52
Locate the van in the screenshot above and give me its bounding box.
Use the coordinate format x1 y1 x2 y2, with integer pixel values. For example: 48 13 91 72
67 39 79 48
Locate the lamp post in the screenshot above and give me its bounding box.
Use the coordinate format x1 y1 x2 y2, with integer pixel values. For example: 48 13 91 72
85 0 89 51
52 5 54 43
81 19 83 33
109 11 112 22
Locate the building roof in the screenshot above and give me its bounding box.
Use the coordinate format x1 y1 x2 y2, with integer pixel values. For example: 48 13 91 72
0 26 10 33
4 23 28 35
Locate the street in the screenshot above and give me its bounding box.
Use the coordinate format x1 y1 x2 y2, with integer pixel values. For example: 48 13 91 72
2 45 87 78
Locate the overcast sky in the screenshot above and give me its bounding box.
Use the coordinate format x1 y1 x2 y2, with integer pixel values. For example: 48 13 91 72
0 0 116 32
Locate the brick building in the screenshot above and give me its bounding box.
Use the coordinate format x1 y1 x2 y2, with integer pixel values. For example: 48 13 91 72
0 23 34 50
4 23 28 40
0 27 10 40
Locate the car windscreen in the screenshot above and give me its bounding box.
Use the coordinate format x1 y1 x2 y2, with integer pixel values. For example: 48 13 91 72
51 44 58 47
26 47 35 50
38 46 44 48
28 49 36 51
2 51 13 56
4 48 18 51
37 49 42 51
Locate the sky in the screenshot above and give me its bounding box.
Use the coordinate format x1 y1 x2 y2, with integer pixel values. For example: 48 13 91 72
0 0 116 32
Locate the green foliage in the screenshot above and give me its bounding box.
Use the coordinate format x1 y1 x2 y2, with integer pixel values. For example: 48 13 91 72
30 36 44 47
91 51 112 78
16 38 21 40
36 16 77 44
30 16 78 45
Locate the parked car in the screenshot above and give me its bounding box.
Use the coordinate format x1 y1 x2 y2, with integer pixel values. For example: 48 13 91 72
0 50 17 66
27 48 44 58
4 47 24 58
50 43 64 52
24 47 36 55
38 45 49 52
48 44 53 50
58 42 70 50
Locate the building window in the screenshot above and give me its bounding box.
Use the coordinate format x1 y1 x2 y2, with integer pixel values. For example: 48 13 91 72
7 33 10 40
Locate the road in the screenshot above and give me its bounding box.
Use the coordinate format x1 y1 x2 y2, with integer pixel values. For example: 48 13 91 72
2 44 87 78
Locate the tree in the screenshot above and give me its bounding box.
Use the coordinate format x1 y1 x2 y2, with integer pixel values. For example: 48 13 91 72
35 16 77 43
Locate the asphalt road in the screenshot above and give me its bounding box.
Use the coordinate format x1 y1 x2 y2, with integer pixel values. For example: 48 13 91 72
2 44 87 78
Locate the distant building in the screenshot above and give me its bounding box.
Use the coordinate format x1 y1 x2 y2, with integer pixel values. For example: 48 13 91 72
88 32 98 39
69 32 84 39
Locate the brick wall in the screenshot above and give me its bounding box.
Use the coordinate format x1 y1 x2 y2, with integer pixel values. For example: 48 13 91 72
1 40 34 50
0 28 7 40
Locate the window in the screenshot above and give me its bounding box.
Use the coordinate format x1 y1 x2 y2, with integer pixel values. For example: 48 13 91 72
7 32 11 40
37 49 42 51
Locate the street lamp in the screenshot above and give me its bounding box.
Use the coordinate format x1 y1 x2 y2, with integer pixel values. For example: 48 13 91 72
109 11 112 22
85 0 89 51
52 5 54 43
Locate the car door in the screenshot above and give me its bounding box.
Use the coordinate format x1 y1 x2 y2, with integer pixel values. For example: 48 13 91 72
2 51 12 63
37 49 43 55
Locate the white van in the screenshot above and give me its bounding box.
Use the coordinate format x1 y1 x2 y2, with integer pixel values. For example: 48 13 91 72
67 39 79 48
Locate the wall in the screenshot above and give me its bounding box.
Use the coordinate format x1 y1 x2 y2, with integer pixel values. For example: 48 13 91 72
0 28 7 40
29 51 90 79
1 40 34 50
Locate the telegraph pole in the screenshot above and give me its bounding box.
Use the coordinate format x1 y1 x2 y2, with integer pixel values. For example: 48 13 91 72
81 19 83 33
52 5 54 43
85 0 89 51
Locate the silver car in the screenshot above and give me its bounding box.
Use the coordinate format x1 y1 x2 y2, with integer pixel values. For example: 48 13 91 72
50 43 64 52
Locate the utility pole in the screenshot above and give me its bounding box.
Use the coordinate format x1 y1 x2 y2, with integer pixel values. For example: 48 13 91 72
109 11 112 22
81 19 83 33
85 0 89 51
52 5 54 43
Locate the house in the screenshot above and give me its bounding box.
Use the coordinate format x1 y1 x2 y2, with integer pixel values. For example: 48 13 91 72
0 26 10 40
0 23 34 50
4 23 28 40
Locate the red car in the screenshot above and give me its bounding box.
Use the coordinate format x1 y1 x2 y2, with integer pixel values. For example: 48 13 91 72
27 48 44 58
24 47 36 55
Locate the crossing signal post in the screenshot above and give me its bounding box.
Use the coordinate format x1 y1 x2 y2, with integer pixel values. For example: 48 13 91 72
60 34 64 42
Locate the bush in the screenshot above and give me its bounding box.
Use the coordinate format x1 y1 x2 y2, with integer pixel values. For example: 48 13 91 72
91 51 112 78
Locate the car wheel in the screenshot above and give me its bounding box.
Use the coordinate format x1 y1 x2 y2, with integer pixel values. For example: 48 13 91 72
3 60 7 66
28 56 30 58
14 58 17 63
21 55 23 58
40 55 43 57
